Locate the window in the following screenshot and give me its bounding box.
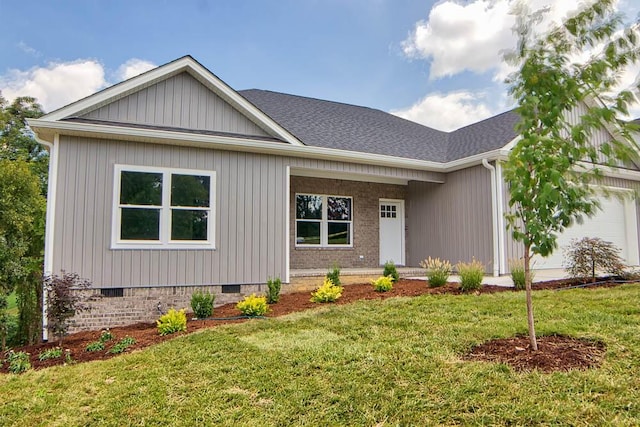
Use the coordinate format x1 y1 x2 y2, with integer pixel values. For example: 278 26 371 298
112 165 215 249
296 194 352 247
380 204 397 218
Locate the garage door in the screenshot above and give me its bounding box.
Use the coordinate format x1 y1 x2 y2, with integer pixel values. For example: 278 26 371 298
533 194 639 269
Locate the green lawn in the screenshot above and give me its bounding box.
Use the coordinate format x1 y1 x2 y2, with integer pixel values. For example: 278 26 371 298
1 285 639 426
6 292 17 316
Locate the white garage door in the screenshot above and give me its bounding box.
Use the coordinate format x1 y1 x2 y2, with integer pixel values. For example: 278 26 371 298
533 194 639 269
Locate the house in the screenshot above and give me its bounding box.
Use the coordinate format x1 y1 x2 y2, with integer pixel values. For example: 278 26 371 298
28 56 640 334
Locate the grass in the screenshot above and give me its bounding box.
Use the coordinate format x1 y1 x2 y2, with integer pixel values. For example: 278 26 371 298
1 285 639 425
6 292 17 316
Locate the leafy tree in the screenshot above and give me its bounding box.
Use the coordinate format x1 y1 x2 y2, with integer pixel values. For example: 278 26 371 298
44 272 92 346
0 93 47 344
503 0 640 350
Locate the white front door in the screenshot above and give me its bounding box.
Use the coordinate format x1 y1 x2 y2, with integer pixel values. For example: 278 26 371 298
379 199 405 266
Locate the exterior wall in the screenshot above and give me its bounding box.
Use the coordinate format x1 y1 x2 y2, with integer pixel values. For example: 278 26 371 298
289 176 407 269
407 165 494 271
81 72 271 137
53 136 289 288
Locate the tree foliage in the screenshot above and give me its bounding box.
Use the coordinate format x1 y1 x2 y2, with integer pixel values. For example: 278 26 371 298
503 0 640 350
564 237 626 281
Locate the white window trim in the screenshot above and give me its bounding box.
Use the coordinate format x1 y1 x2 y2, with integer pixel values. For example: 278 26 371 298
111 164 216 250
295 193 353 248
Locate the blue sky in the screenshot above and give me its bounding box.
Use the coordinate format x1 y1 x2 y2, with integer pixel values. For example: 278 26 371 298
1 0 639 131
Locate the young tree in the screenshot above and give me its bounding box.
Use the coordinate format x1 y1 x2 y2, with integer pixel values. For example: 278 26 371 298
503 0 640 350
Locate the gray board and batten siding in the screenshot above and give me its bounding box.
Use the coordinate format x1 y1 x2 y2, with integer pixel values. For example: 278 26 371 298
53 135 443 289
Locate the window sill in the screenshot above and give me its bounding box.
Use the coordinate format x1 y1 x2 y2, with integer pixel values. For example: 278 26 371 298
111 242 216 250
294 246 354 250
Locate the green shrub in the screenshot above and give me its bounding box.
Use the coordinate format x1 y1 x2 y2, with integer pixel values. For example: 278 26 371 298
326 264 341 287
509 258 530 290
564 237 626 281
237 294 269 316
99 329 114 343
382 261 400 282
85 341 105 352
266 277 282 304
6 350 31 374
191 290 215 319
457 258 485 292
371 276 394 292
420 257 452 287
108 336 136 354
310 278 344 303
38 347 63 361
157 308 188 336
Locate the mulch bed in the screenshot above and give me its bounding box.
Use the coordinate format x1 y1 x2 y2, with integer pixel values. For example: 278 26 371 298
1 278 625 373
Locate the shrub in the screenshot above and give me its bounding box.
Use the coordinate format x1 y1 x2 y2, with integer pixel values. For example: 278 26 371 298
310 278 343 303
108 336 136 354
382 261 400 283
38 347 63 361
564 237 626 281
191 290 215 319
44 272 93 345
420 257 452 288
6 350 31 374
237 294 269 316
509 258 529 291
266 277 282 304
371 276 394 292
326 264 341 287
457 258 485 292
85 341 105 352
157 308 187 336
99 329 114 343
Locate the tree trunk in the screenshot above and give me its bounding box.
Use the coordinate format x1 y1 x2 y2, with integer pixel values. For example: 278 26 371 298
524 244 538 351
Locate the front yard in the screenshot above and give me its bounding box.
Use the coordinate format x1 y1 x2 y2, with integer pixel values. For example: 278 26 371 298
1 284 639 425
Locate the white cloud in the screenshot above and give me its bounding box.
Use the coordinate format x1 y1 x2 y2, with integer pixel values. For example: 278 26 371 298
116 58 156 81
401 0 601 80
0 58 157 113
390 91 496 131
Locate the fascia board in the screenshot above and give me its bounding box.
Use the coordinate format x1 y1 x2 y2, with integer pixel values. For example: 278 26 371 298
39 57 304 146
27 119 449 172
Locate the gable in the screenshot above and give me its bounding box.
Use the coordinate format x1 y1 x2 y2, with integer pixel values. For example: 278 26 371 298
78 72 271 138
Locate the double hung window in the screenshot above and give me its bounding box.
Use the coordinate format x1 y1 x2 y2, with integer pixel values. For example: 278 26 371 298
295 194 352 247
113 165 215 249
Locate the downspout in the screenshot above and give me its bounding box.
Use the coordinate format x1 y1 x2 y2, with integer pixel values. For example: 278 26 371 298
35 134 59 342
495 161 507 275
482 159 500 277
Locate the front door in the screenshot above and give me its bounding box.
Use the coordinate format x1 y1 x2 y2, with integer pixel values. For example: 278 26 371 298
379 199 405 266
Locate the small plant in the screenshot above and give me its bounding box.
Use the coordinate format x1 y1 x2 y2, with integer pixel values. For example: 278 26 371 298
310 278 344 303
564 237 626 281
108 336 136 354
38 347 63 361
6 350 31 374
99 329 114 343
457 258 485 292
64 349 74 364
191 290 215 319
371 276 394 292
420 257 452 288
237 294 269 316
157 308 188 336
326 264 341 287
85 341 105 352
382 261 400 283
44 271 93 345
509 258 528 291
265 277 282 304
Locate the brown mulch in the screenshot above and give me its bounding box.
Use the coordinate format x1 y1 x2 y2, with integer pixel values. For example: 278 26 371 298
1 278 624 373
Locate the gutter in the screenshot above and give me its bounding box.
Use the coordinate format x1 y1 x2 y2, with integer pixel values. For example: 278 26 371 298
35 134 59 342
482 159 500 277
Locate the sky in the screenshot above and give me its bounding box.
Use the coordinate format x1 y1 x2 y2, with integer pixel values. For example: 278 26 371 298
1 0 639 132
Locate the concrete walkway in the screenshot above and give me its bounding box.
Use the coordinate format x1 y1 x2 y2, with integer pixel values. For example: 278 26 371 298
290 267 568 288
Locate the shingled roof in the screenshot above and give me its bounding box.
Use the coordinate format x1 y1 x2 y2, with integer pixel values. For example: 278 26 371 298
240 89 519 163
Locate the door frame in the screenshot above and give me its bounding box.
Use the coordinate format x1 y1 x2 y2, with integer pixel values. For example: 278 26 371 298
379 198 406 266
